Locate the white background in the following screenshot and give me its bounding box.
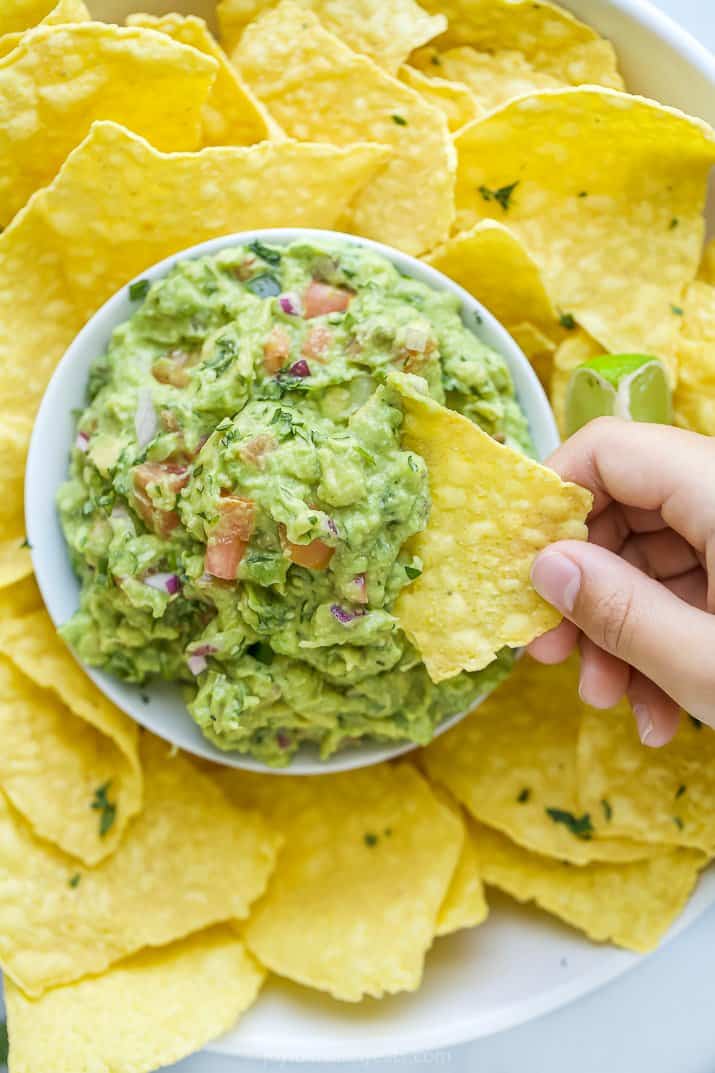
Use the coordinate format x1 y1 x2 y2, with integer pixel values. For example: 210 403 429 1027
168 3 715 1071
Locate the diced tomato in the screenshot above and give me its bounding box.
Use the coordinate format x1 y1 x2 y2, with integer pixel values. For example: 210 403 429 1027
238 432 278 469
303 280 353 319
131 462 189 537
151 349 197 388
205 496 256 580
280 525 334 571
263 326 291 373
302 324 332 360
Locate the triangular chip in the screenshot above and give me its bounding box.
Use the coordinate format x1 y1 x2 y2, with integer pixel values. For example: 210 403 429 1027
0 0 89 56
218 0 446 73
5 926 264 1073
422 654 658 864
433 794 488 936
474 820 704 953
216 762 463 1001
236 1 455 255
0 734 280 996
578 706 715 854
398 64 480 132
0 22 219 227
673 279 715 435
454 88 715 359
127 13 278 146
426 219 564 382
392 375 591 681
0 0 63 35
0 120 389 587
0 608 142 864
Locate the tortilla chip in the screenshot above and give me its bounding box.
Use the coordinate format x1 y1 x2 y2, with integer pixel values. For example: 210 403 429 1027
0 22 220 228
699 238 715 285
391 375 591 681
474 820 704 953
549 327 601 433
218 0 446 73
0 0 61 35
0 121 389 587
127 13 277 146
435 818 488 936
0 733 280 996
0 608 142 864
416 0 622 85
422 654 658 864
672 280 715 436
237 1 455 255
426 219 563 381
0 575 42 619
5 926 264 1073
398 65 480 132
454 88 715 360
0 0 89 56
578 707 715 854
216 762 462 1001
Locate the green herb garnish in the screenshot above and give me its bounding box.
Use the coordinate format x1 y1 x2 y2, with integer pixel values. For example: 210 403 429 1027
673 816 684 830
669 217 679 229
248 240 281 265
545 808 594 840
391 114 408 126
246 273 281 298
364 832 379 847
129 278 150 301
478 180 519 212
91 780 117 838
68 873 81 889
559 312 576 330
675 784 686 799
19 536 32 549
517 787 531 804
577 190 588 198
601 798 612 822
0 1020 7 1066
689 715 703 730
405 565 422 580
671 304 684 316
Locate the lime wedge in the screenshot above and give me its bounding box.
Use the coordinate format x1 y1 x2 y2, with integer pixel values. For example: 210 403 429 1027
565 354 672 437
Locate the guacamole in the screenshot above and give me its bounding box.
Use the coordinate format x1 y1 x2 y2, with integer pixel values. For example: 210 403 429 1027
59 239 532 765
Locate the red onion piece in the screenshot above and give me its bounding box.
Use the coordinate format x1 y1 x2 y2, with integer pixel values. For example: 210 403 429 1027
187 653 207 676
191 643 218 658
288 359 311 378
144 571 180 595
134 389 157 449
351 574 368 604
277 731 292 750
75 431 90 452
326 517 338 537
330 603 364 625
278 291 302 316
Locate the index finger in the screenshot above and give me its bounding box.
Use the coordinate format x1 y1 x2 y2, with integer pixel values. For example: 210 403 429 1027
545 418 715 556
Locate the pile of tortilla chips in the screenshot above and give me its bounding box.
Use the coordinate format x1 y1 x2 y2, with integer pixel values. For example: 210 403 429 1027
0 0 713 1069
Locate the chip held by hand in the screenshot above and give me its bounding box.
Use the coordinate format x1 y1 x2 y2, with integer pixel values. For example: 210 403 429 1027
392 374 592 682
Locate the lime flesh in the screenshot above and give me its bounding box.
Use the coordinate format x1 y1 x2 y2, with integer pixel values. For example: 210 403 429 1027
565 354 672 437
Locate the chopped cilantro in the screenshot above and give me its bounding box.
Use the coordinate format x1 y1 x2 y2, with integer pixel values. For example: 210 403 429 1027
673 816 684 830
68 873 81 889
517 787 531 803
355 444 375 466
669 217 679 229
545 807 593 840
671 304 684 316
129 278 150 301
577 190 588 198
140 693 150 704
478 180 519 212
559 311 576 330
19 536 32 549
601 798 612 822
405 565 422 580
245 273 281 298
430 54 442 66
248 239 281 265
0 1020 7 1066
364 832 379 847
689 715 703 730
675 784 686 799
91 780 117 838
391 114 408 126
193 464 204 477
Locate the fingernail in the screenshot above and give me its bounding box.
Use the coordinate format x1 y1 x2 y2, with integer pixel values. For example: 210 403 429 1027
633 703 654 745
531 552 581 614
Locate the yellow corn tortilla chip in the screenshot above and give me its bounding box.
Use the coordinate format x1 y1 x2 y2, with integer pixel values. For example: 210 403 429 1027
216 762 463 1001
578 708 715 854
0 0 61 35
391 375 591 681
454 88 715 360
218 0 446 73
426 219 563 382
5 926 264 1073
237 1 455 255
0 22 220 228
673 280 715 436
0 608 142 864
0 574 42 619
127 13 277 146
549 327 601 433
422 654 658 864
474 820 704 953
0 120 389 588
0 0 89 56
415 0 622 87
398 64 479 132
0 733 280 996
699 238 715 285
435 818 488 936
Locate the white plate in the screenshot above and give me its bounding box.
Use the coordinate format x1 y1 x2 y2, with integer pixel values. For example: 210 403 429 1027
50 0 715 1060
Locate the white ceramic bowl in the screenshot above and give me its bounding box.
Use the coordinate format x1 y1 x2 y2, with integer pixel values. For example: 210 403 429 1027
26 228 557 774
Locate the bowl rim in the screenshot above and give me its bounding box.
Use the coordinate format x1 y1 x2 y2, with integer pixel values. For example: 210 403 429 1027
26 226 559 775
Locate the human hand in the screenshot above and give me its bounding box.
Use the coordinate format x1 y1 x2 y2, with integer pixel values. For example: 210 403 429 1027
528 418 715 746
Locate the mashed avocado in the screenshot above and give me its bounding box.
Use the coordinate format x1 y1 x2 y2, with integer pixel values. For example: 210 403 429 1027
59 239 533 765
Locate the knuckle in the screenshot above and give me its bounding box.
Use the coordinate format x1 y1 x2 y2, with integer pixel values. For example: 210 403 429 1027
591 586 636 656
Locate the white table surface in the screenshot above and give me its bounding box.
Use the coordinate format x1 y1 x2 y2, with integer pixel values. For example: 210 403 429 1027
167 3 715 1071
2 4 712 1073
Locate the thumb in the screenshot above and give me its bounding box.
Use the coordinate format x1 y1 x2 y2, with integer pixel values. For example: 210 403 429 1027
530 540 715 721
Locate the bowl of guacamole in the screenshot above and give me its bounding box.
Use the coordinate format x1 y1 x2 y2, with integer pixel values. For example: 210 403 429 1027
27 230 558 771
